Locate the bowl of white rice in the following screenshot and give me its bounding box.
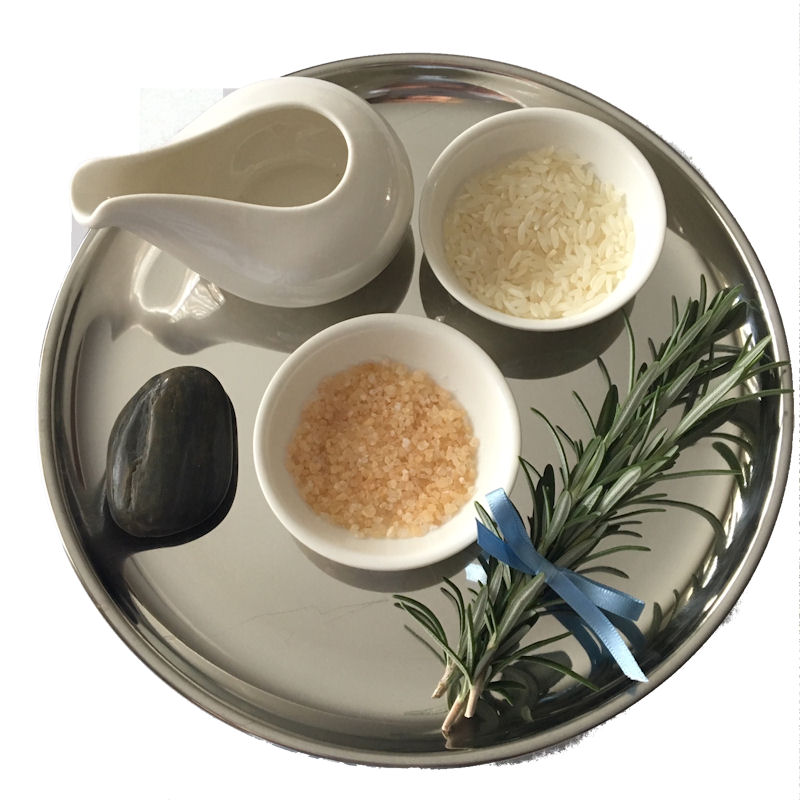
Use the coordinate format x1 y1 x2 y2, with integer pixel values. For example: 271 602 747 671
419 107 666 330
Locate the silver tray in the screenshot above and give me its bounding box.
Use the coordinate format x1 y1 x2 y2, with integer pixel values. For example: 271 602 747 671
39 54 793 767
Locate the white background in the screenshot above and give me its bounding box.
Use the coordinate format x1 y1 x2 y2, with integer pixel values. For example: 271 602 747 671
5 2 798 798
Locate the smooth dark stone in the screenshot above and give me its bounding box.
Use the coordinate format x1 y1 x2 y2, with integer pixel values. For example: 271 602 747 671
106 366 237 538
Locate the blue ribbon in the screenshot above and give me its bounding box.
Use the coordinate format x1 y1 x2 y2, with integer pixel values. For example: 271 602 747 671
477 488 648 683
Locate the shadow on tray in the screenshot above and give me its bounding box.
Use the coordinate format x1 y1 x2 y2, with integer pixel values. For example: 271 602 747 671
418 256 631 379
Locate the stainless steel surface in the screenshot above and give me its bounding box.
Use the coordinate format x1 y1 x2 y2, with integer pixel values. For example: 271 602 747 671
39 54 793 767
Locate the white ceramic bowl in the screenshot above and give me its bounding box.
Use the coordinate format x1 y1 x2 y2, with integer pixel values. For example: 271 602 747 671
419 107 666 331
253 313 520 571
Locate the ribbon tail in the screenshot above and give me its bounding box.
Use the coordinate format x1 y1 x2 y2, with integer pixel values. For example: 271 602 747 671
550 570 648 683
567 572 645 622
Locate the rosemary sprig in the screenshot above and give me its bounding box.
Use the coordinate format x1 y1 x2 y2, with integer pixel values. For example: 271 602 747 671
394 280 786 735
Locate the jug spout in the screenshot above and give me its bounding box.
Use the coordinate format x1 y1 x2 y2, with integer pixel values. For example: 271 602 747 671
72 152 159 228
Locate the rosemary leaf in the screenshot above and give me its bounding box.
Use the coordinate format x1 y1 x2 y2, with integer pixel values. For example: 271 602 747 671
520 656 601 691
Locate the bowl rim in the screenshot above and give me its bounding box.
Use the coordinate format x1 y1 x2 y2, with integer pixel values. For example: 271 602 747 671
419 106 667 332
252 312 521 571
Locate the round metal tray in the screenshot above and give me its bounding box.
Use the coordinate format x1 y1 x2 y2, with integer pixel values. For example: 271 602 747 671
39 54 793 767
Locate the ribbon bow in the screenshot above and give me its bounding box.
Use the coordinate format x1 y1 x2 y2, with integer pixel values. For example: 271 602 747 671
477 488 647 683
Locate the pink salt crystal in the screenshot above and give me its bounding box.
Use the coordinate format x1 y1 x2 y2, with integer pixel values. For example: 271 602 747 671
285 360 478 538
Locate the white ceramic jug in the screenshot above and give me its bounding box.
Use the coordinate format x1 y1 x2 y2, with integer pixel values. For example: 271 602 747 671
71 77 414 307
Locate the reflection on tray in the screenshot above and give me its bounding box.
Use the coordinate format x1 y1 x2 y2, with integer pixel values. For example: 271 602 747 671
442 651 578 751
249 228 415 352
292 536 479 594
118 226 415 355
418 256 629 379
362 78 522 108
67 457 238 626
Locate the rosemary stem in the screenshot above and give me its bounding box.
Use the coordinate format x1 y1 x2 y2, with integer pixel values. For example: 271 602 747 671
441 693 466 734
470 647 497 690
491 573 547 648
432 662 455 698
395 283 783 736
465 670 488 718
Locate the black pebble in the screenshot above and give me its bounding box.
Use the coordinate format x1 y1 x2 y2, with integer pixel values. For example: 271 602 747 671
106 366 237 537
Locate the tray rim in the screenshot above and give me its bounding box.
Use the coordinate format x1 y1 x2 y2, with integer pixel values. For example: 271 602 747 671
39 52 794 768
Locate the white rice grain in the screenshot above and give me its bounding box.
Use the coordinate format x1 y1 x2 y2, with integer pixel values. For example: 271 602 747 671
442 147 634 320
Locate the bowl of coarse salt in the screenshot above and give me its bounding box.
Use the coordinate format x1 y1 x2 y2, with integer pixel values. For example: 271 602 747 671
419 107 666 331
253 313 520 572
